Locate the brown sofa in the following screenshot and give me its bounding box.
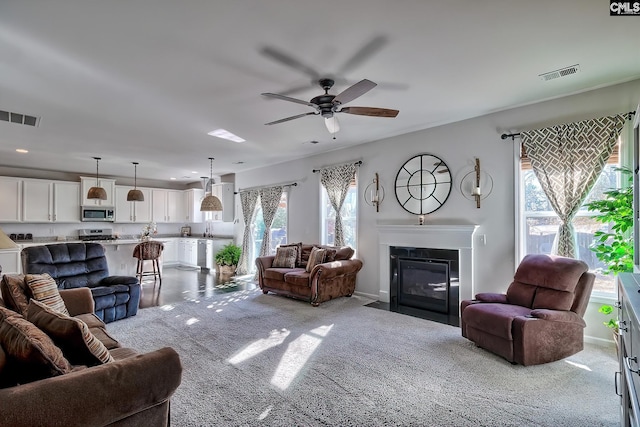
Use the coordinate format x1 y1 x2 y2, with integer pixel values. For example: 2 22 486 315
0 270 182 427
256 243 363 306
460 254 594 366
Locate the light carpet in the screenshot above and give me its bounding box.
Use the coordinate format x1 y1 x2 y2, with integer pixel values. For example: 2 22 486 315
108 289 618 426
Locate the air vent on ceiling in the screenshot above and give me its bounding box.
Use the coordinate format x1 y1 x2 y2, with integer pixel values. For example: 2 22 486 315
539 64 580 82
0 109 40 127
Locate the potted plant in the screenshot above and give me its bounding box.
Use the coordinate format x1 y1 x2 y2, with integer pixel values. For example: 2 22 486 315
214 243 242 276
598 304 620 347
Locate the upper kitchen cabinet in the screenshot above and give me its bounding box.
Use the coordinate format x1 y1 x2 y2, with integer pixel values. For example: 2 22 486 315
22 180 80 223
0 177 22 222
114 186 152 223
80 177 116 206
185 188 204 223
152 189 184 223
210 183 234 222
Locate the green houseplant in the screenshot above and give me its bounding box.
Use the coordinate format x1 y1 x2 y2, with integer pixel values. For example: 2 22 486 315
215 243 242 276
585 167 633 275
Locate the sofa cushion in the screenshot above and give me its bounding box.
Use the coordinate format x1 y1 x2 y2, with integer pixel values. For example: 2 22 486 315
279 242 303 266
272 246 298 268
264 268 298 282
333 246 355 261
461 303 532 340
284 271 311 287
27 299 115 366
514 254 587 292
0 306 71 384
532 287 575 311
300 244 316 267
506 281 537 308
0 274 31 316
25 273 70 316
305 247 327 273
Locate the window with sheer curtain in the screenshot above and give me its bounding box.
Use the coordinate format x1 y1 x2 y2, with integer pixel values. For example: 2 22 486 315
321 177 357 249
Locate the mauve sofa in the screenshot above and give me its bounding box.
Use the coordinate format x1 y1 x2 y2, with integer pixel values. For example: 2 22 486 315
256 244 363 306
21 243 140 323
460 254 594 366
0 269 182 426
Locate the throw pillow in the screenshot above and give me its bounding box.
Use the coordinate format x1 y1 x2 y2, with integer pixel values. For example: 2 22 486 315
279 242 303 266
0 306 71 384
27 299 114 366
0 274 31 316
272 246 298 269
305 247 327 273
25 273 69 316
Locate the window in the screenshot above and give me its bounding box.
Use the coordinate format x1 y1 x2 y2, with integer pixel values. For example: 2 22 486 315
519 148 621 295
251 192 288 265
321 177 358 249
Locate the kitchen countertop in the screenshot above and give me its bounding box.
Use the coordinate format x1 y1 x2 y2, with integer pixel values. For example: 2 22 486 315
9 235 234 247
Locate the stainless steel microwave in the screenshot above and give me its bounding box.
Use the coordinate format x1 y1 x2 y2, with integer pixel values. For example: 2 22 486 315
81 207 115 222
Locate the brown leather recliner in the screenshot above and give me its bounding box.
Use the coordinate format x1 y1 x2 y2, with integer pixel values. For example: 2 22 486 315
460 254 594 366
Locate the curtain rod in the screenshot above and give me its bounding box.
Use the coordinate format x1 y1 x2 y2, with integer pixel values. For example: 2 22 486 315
312 160 362 173
501 111 636 141
235 182 297 194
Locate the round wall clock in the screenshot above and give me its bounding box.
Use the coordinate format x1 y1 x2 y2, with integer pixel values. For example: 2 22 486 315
394 154 452 215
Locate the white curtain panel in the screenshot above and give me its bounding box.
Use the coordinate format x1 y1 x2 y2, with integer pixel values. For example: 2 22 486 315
258 186 284 257
319 163 356 247
521 114 626 258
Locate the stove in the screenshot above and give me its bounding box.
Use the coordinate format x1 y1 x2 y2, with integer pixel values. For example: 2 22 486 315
78 228 116 241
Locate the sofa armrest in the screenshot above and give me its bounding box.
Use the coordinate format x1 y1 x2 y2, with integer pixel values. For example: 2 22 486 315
475 293 508 304
0 347 182 427
99 275 139 287
312 259 364 279
530 309 586 326
255 256 275 271
59 287 95 316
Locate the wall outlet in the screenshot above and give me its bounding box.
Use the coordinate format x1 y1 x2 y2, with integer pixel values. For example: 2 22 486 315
479 234 487 245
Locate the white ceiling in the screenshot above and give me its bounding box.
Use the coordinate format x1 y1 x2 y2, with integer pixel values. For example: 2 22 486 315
1 0 639 184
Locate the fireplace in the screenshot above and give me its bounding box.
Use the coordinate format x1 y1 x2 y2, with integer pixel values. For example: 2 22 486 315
390 247 459 326
376 223 478 326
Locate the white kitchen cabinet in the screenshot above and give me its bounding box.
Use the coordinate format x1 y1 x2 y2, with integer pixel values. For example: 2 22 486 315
115 186 152 223
0 249 21 275
178 238 198 267
80 177 116 206
162 238 179 266
152 189 184 223
210 183 234 222
22 180 80 223
185 188 204 223
0 177 22 222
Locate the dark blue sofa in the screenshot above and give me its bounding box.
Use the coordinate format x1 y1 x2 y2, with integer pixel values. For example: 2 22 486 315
21 243 140 323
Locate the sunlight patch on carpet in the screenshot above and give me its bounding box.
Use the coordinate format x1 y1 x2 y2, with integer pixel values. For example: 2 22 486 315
564 359 592 371
271 324 334 390
258 405 273 420
228 329 291 365
186 317 199 326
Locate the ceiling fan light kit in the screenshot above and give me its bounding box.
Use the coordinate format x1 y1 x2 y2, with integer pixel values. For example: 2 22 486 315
262 78 399 135
126 162 144 202
87 157 107 200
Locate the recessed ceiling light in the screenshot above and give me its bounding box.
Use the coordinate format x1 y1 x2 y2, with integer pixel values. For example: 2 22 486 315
232 161 245 164
207 128 246 143
170 177 176 180
191 171 198 174
16 148 29 153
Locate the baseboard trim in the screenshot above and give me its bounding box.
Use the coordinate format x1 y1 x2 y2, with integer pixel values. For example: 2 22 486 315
585 335 615 347
354 291 378 300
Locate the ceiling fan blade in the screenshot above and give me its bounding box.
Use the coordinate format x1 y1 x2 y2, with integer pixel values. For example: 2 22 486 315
339 106 399 118
261 92 317 108
336 35 388 75
260 46 320 79
265 112 318 125
333 79 377 105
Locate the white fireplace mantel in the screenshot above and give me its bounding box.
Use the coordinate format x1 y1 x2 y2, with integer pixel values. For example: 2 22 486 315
377 223 478 304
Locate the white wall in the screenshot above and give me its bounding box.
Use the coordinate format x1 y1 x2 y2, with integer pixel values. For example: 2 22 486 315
236 78 640 341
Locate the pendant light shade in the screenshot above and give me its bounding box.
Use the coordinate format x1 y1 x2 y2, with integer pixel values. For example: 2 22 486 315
126 162 145 201
200 157 223 212
87 157 107 200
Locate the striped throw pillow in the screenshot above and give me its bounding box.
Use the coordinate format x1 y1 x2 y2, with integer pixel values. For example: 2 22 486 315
27 299 114 366
305 247 327 273
25 273 70 316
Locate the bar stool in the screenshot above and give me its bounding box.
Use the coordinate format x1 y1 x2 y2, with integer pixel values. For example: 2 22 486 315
133 241 164 285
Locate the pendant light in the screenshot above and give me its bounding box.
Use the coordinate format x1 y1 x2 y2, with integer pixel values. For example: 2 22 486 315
87 157 107 200
127 162 144 201
200 157 223 211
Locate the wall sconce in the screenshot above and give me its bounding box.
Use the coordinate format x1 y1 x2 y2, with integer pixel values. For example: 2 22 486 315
460 158 493 208
364 172 385 212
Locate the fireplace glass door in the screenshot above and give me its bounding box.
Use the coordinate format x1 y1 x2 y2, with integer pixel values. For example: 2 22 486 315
397 258 450 314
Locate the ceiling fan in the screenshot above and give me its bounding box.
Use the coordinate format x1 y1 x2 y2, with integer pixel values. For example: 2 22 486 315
261 78 399 135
